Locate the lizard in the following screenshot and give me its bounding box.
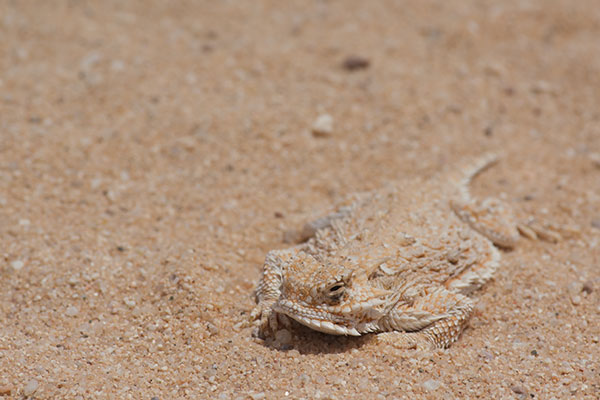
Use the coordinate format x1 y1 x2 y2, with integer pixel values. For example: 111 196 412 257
250 154 559 349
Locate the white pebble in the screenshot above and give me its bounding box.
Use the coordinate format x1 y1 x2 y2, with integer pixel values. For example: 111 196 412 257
422 379 440 391
568 281 583 305
90 178 102 189
124 298 136 308
206 322 219 336
65 306 79 317
10 260 24 270
23 379 38 396
110 59 125 71
80 52 102 70
312 114 334 137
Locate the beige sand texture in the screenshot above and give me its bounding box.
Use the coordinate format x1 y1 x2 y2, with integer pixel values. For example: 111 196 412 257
1 0 599 398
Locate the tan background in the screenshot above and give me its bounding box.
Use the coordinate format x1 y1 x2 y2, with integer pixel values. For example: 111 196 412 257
1 0 599 398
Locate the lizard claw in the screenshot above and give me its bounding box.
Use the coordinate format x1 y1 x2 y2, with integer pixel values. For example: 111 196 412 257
517 218 561 243
250 301 284 338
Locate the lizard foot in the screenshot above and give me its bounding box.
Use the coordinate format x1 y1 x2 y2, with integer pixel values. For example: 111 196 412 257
250 303 291 339
517 218 561 243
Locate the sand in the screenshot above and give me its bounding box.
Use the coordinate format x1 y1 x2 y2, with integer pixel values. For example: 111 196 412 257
1 0 599 398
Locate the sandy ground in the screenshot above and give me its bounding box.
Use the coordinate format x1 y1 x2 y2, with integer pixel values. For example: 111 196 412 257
1 0 599 398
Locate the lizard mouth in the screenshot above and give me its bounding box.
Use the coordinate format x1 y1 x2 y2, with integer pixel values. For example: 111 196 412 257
274 300 361 336
273 299 383 336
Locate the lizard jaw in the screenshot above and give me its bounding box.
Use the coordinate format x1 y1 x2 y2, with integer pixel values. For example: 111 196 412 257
273 299 384 336
274 300 361 336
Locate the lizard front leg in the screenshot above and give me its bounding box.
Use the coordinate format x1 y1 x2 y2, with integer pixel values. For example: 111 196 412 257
376 287 473 350
250 247 302 337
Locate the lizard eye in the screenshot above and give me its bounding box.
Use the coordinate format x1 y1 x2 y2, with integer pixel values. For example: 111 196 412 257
330 284 343 292
327 282 345 299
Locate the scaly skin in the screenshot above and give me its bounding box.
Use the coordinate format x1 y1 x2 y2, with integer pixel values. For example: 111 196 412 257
251 155 558 349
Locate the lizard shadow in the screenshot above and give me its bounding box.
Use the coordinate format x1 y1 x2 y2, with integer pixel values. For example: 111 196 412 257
261 320 376 355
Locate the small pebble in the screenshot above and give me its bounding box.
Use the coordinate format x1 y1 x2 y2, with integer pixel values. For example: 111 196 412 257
511 385 528 395
568 281 583 305
590 153 600 169
569 383 579 395
203 364 217 379
342 55 370 71
80 51 102 70
10 260 24 271
110 59 125 71
124 298 136 308
311 114 333 137
480 349 494 360
250 393 266 400
0 385 12 395
206 322 219 336
530 80 555 94
23 379 38 396
591 219 600 229
559 361 574 374
582 280 594 294
65 306 79 317
422 379 440 391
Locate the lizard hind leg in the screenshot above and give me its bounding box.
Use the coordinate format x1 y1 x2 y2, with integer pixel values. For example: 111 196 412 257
451 197 562 247
449 153 520 248
516 218 561 243
451 197 520 248
450 154 561 247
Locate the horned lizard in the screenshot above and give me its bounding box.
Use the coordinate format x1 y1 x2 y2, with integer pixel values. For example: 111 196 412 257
251 155 557 349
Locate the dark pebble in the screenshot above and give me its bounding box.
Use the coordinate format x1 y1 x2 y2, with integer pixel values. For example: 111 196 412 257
582 281 594 294
342 55 370 71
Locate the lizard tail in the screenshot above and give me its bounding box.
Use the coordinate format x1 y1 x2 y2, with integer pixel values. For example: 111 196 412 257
454 153 499 202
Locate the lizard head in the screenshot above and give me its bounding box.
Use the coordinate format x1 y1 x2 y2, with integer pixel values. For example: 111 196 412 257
273 252 391 336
